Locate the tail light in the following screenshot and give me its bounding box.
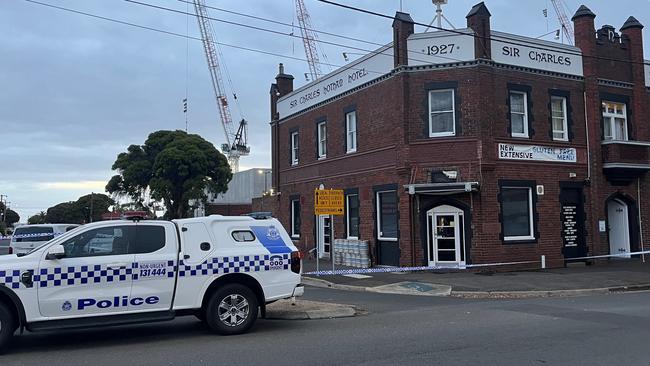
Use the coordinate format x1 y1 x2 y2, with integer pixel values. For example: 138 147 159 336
290 251 302 274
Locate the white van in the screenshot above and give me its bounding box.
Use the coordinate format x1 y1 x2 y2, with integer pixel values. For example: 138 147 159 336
10 224 80 255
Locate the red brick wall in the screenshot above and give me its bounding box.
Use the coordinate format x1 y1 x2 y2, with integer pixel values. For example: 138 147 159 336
205 204 252 217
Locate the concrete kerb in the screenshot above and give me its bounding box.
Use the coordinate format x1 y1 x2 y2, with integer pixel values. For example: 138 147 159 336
302 277 650 299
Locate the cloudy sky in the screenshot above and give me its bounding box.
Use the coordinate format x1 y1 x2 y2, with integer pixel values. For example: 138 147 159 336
1 0 648 221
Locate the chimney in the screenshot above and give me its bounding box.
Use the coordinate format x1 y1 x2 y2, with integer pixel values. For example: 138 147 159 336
620 16 644 64
275 63 294 97
571 5 596 51
392 11 414 68
466 2 491 59
621 16 646 140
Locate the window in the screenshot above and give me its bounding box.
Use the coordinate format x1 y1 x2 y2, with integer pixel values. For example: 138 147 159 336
61 226 134 258
13 226 54 243
131 225 165 254
346 111 357 153
377 191 398 240
602 101 628 141
290 131 299 165
551 96 568 141
501 187 535 241
317 121 327 158
290 198 301 238
232 230 256 242
509 91 529 138
346 194 359 239
428 89 455 137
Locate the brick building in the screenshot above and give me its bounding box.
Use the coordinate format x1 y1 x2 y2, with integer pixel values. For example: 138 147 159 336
267 2 650 268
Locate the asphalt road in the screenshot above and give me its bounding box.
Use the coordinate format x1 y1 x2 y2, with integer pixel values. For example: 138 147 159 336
4 288 650 365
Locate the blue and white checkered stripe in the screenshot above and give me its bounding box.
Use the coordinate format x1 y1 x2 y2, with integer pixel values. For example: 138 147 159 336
0 254 291 289
172 254 290 278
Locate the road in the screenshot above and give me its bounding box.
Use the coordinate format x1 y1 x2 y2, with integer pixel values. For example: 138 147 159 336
3 288 650 365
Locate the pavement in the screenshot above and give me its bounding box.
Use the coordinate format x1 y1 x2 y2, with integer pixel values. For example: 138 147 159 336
302 258 650 298
265 298 358 319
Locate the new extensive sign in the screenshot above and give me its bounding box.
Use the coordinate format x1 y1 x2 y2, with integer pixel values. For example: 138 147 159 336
407 29 475 66
498 143 577 163
277 45 394 119
491 31 583 77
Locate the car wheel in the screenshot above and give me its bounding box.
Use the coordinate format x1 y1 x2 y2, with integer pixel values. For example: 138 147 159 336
0 303 16 354
205 284 258 335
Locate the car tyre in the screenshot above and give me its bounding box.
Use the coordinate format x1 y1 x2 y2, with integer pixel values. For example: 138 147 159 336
0 302 16 354
205 284 258 335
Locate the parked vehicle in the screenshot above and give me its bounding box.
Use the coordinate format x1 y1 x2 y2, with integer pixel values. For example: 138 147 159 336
0 215 303 352
0 238 10 255
10 224 79 255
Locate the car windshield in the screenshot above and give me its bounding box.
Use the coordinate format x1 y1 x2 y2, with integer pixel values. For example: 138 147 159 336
13 227 55 242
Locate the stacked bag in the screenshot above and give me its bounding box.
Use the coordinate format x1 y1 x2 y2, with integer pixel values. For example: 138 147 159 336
333 239 370 268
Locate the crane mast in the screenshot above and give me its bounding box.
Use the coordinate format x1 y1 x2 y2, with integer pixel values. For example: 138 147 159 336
550 0 574 45
295 0 324 81
193 0 249 172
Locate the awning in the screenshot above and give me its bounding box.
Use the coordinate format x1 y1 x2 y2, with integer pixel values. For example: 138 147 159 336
404 182 480 195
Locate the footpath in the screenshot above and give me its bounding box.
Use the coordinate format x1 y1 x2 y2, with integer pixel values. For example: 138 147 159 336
302 259 650 298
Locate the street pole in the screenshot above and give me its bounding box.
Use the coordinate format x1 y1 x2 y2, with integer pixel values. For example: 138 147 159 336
0 195 6 224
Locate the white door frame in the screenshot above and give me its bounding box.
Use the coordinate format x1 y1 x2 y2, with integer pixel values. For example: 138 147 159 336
426 205 465 267
608 198 631 258
317 215 332 259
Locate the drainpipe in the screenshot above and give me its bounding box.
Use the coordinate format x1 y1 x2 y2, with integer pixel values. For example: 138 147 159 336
638 177 645 262
584 91 591 182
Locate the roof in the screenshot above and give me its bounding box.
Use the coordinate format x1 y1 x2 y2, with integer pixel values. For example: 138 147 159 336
571 5 596 21
621 16 644 31
466 2 491 18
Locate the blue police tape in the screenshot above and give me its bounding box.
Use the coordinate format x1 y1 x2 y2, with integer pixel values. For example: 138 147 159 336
304 250 650 276
0 232 64 240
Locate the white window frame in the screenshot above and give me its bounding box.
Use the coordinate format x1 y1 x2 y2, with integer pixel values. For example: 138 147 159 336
346 111 357 153
376 190 398 241
346 194 359 239
290 199 300 238
551 96 568 141
602 101 628 141
428 89 456 137
509 91 529 138
317 121 327 158
290 131 299 165
502 186 535 242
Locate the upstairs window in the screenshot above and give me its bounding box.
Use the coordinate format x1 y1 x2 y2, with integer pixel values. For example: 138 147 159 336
551 96 568 141
290 131 299 165
509 91 529 138
428 89 455 137
602 101 628 141
317 121 327 158
346 111 357 153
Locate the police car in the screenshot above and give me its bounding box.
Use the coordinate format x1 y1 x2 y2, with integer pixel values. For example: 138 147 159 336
0 215 303 352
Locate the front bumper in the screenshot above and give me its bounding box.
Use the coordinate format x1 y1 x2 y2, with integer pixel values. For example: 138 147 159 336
292 284 304 297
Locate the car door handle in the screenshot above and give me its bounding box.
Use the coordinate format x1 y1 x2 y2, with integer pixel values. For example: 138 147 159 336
107 263 128 270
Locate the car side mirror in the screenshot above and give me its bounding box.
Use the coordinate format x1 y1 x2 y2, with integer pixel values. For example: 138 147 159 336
45 244 66 260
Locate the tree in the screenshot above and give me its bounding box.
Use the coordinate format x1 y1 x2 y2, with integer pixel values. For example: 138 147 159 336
0 202 19 227
44 193 114 224
28 211 47 224
107 130 232 219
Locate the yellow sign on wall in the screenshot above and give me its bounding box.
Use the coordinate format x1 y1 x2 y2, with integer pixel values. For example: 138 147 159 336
314 189 344 215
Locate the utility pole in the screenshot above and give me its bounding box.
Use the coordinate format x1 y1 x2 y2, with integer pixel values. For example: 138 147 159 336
0 195 7 224
89 192 94 223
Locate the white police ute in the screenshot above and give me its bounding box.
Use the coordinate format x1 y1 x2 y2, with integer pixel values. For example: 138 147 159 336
0 215 303 352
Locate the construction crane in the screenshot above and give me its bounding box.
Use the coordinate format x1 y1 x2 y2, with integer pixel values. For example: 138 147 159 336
295 0 329 81
193 0 249 172
550 0 574 45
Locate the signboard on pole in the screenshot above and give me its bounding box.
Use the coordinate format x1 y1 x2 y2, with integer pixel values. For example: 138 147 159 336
314 189 344 216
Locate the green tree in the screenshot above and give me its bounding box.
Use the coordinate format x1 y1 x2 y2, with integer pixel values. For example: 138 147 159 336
75 193 114 223
0 202 20 227
45 202 80 224
107 130 231 219
28 211 47 224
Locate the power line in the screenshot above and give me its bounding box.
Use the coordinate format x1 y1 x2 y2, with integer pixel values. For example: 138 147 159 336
316 0 650 67
19 0 364 72
123 0 466 65
175 0 381 49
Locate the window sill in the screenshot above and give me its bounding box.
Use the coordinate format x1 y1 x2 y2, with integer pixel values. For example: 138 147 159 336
347 236 359 240
291 235 300 240
291 162 299 166
510 135 530 139
346 149 357 154
429 132 455 138
552 138 569 143
318 156 327 160
503 237 537 245
378 237 398 242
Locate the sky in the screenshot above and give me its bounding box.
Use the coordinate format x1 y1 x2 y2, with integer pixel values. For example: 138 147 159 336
1 0 649 222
